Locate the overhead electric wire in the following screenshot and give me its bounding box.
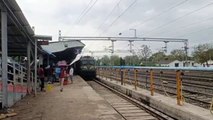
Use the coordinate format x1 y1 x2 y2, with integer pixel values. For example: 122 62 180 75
75 0 98 24
133 0 189 28
118 0 189 36
96 0 122 31
101 0 137 35
155 16 213 36
109 0 137 27
176 26 213 38
144 2 213 36
75 0 93 24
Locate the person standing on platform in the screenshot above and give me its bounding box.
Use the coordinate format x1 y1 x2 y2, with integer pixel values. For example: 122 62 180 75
69 67 74 84
55 67 61 81
38 65 45 92
60 67 66 92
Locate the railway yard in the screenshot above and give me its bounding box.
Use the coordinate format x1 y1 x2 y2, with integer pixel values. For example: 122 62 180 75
97 67 213 110
3 74 212 120
1 1 213 120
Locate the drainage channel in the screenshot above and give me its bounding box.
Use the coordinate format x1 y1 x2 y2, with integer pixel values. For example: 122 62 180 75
87 80 175 120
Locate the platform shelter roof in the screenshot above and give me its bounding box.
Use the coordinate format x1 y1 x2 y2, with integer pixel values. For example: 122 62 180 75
0 0 50 56
41 40 85 64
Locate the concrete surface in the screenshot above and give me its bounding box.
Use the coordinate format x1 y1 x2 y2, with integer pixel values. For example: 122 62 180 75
5 76 124 120
97 76 213 120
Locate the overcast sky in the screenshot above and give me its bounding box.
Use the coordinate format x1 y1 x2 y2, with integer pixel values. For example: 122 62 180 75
16 0 213 57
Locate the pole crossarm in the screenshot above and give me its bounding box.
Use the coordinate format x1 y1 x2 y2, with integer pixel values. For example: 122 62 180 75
61 36 188 43
63 36 189 62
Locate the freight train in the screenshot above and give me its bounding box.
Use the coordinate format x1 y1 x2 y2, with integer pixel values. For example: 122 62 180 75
75 56 96 79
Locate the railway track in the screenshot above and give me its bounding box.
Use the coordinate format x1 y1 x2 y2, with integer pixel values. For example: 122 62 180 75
110 71 213 109
87 80 175 120
130 79 212 109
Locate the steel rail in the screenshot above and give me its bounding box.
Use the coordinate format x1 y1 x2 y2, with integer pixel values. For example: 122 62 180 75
94 79 175 120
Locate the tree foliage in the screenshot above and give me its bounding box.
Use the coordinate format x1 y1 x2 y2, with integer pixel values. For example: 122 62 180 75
192 44 213 65
97 43 213 67
170 49 186 61
137 45 152 60
100 55 110 65
124 55 140 66
110 55 120 66
149 51 166 63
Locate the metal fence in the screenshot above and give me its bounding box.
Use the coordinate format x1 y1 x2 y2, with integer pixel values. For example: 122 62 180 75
96 66 213 108
0 62 35 107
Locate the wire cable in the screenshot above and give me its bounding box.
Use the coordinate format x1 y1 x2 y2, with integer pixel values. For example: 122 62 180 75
75 0 93 24
155 16 213 36
119 0 189 35
96 0 122 32
144 2 213 36
176 26 213 38
75 0 98 24
134 0 189 29
64 0 94 35
101 0 137 35
109 0 137 27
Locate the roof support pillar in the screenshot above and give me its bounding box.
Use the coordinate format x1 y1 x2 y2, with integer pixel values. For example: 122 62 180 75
34 39 37 95
27 41 31 94
1 11 8 108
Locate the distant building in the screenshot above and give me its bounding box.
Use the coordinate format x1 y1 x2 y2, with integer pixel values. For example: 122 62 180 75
202 60 213 67
157 60 199 67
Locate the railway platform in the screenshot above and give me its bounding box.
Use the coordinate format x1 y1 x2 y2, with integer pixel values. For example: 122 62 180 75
4 76 123 120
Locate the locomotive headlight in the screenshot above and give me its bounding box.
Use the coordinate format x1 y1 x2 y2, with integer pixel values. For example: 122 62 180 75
89 66 95 70
81 66 87 70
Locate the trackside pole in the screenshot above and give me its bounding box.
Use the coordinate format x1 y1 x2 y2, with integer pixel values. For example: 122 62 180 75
150 69 154 96
34 39 37 95
176 70 182 105
134 69 138 90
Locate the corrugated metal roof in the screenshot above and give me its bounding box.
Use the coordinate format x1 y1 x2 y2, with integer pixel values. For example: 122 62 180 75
5 0 34 35
0 0 38 56
41 41 85 53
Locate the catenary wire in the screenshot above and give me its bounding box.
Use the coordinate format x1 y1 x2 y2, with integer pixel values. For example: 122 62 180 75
109 0 137 27
134 0 189 29
144 2 213 36
75 0 98 24
176 26 213 38
119 0 189 35
74 0 94 24
96 0 122 32
101 0 137 35
154 17 213 37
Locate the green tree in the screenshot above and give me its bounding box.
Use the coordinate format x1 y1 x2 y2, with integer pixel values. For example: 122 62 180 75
120 57 125 66
137 45 152 60
192 44 213 66
170 49 186 61
96 59 101 66
110 55 120 66
137 45 152 66
149 51 166 63
100 55 110 66
124 55 140 66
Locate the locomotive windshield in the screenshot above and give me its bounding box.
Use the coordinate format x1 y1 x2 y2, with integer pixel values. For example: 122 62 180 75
81 60 95 65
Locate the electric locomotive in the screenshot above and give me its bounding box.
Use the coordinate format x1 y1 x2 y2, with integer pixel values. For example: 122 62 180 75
76 56 96 79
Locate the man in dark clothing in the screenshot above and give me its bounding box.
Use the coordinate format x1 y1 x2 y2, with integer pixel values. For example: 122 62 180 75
38 65 45 91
